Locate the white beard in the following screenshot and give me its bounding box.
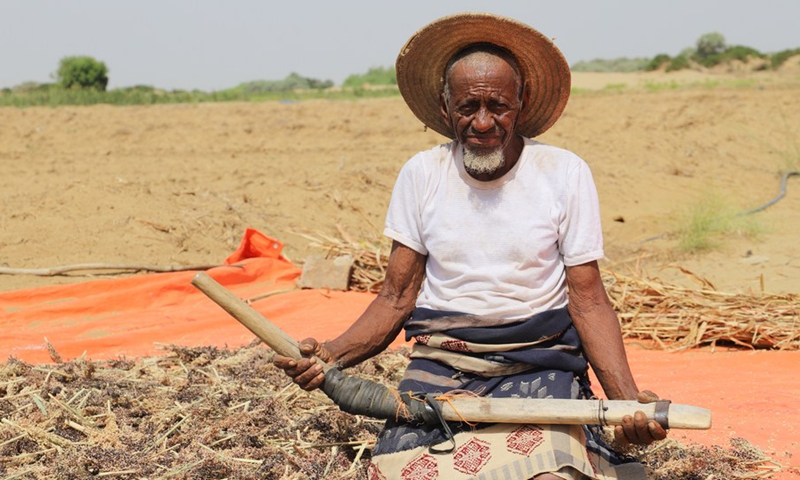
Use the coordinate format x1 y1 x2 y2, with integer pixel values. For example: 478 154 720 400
463 148 505 177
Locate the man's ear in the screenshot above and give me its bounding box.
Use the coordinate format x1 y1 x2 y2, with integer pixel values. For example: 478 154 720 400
519 79 530 115
439 92 452 130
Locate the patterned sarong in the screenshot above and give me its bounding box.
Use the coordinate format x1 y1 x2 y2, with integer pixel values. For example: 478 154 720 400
368 308 647 480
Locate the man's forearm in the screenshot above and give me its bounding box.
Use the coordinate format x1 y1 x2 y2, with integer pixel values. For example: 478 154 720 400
324 293 411 368
571 304 639 400
324 241 426 369
566 262 640 400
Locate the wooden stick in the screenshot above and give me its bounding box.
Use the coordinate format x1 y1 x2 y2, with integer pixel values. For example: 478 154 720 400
435 397 709 429
0 263 220 277
191 272 712 429
192 272 317 367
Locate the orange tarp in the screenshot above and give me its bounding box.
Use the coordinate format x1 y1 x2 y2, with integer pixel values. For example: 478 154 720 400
0 229 382 364
1 230 798 473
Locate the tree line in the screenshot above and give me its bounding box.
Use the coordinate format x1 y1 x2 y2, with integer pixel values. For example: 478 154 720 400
572 33 799 72
3 32 798 106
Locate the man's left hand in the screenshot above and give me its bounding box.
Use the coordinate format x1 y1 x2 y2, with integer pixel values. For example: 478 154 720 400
613 390 669 446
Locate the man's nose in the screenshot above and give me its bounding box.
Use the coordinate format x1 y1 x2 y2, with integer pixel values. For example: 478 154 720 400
471 107 495 132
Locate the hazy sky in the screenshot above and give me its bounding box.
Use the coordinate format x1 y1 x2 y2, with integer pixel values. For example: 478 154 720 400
3 1 799 91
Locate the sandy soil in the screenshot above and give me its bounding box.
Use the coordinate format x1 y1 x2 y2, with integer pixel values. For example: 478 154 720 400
2 69 799 294
1 68 799 476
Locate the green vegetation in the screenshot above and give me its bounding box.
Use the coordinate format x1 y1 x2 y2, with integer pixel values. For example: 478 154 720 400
694 46 766 68
571 57 650 72
3 34 799 108
0 84 242 107
645 54 672 71
666 55 691 72
637 77 761 94
233 72 333 94
676 190 763 253
642 80 682 93
771 47 800 69
573 32 798 73
695 32 727 60
0 67 399 107
602 83 627 92
56 56 109 91
342 66 396 88
0 82 399 107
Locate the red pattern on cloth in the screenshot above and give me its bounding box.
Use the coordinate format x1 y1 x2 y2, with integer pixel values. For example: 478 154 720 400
401 454 439 480
506 425 545 456
440 339 471 352
368 463 387 480
453 437 493 475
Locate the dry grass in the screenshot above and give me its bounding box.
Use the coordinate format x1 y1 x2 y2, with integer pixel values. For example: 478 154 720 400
293 229 389 293
605 268 799 350
300 231 800 351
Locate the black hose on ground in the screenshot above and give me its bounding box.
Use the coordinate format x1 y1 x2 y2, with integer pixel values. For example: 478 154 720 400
640 170 798 244
740 171 799 215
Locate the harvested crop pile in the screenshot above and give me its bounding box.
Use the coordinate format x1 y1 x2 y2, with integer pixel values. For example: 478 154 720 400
0 343 404 479
0 343 780 479
605 269 800 350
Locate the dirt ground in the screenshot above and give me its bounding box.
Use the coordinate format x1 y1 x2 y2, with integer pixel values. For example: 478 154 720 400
2 67 800 477
2 69 799 294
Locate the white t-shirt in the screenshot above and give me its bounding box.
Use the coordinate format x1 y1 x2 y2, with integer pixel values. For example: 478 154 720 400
383 138 604 320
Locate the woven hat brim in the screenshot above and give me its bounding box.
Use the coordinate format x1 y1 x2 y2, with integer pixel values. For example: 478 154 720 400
396 13 571 139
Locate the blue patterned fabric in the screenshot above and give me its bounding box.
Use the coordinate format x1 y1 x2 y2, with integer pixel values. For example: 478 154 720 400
405 307 588 374
373 308 632 467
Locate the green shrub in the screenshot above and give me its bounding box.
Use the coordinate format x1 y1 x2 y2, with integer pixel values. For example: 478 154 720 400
724 45 764 62
11 81 58 93
666 55 690 72
342 66 397 87
676 190 763 253
695 53 723 68
696 32 726 60
121 85 157 93
695 45 765 68
645 54 672 71
56 56 109 91
770 48 800 69
570 57 649 72
237 73 333 93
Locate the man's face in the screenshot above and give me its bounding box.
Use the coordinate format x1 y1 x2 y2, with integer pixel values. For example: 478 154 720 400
440 54 523 162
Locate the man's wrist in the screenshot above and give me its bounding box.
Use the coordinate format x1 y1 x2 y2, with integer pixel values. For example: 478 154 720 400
321 340 347 368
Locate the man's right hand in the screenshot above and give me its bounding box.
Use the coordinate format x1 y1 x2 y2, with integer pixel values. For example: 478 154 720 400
272 338 333 391
613 390 669 446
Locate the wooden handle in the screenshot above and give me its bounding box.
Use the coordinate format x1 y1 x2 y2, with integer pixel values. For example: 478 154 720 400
440 397 711 430
191 272 712 430
191 272 329 370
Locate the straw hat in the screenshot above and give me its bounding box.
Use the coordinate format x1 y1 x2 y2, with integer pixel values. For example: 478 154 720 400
396 13 571 139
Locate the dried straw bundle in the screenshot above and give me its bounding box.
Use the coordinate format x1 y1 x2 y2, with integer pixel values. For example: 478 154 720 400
300 231 799 351
604 269 799 350
294 229 390 293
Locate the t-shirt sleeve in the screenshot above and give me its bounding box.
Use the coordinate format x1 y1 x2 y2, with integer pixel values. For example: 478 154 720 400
383 156 428 255
558 158 605 266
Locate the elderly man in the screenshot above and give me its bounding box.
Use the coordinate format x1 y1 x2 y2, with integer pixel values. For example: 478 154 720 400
275 13 666 479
